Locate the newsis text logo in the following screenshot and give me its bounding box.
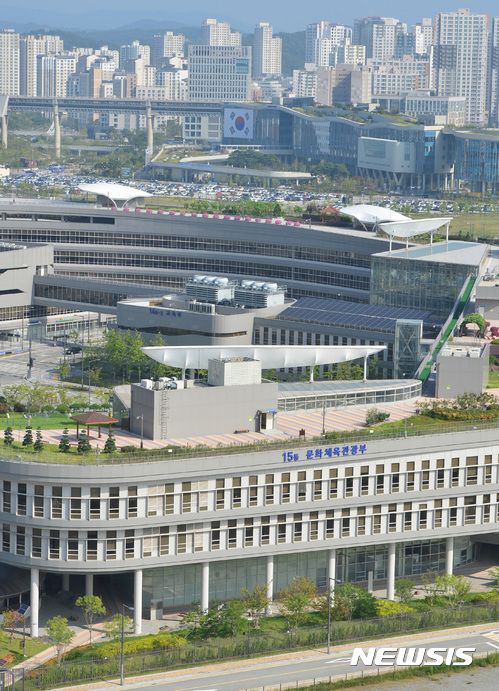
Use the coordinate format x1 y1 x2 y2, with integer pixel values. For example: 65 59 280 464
350 647 475 667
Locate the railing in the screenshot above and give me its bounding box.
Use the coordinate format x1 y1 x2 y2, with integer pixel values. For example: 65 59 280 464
4 416 499 466
9 604 499 690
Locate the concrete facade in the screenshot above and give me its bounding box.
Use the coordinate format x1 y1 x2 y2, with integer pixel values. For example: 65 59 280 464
435 342 490 398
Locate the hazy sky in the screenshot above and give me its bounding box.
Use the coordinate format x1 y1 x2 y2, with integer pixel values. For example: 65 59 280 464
5 1 498 32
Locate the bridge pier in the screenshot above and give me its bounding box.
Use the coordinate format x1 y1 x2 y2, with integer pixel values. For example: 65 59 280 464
1 115 7 148
53 99 61 159
0 95 9 149
146 102 154 156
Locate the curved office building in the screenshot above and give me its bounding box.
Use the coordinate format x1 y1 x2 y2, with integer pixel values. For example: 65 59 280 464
0 425 491 637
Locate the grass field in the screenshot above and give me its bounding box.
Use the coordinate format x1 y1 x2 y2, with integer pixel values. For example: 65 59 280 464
488 369 499 388
0 635 49 666
0 413 77 431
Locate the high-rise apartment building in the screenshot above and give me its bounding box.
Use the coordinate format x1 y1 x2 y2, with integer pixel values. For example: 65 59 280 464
354 17 406 60
412 18 433 55
306 21 352 67
119 41 150 68
252 22 281 78
488 17 499 126
0 29 19 95
20 35 64 96
434 8 488 125
152 32 185 66
188 45 251 102
201 18 241 46
36 53 76 97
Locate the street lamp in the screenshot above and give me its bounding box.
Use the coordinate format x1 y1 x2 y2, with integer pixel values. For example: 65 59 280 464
247 614 252 657
327 578 341 655
120 603 134 686
136 414 144 449
87 359 101 406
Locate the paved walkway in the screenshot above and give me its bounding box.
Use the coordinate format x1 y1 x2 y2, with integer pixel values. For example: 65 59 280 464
14 399 420 451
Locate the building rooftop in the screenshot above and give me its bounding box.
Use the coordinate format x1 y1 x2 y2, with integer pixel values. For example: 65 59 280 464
276 297 432 333
373 240 488 266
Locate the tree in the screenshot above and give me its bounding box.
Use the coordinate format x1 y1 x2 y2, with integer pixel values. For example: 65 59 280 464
221 599 246 637
3 426 13 446
103 430 117 453
276 576 317 634
77 431 91 453
59 428 70 453
22 426 33 447
2 610 21 642
89 366 102 387
365 408 390 427
240 583 271 628
487 567 499 589
45 615 74 665
75 595 106 646
104 613 133 639
180 602 202 633
420 570 440 605
395 579 415 606
435 574 471 609
57 361 71 381
461 313 486 336
333 583 377 622
33 427 43 452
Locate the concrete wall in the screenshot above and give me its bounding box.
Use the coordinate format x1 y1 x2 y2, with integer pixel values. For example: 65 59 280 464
0 243 52 309
131 381 279 439
435 344 489 398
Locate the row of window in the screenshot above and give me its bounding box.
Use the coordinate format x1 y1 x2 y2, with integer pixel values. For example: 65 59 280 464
0 457 495 519
1 494 494 561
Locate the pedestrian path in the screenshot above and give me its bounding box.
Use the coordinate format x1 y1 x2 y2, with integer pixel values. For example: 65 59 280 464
14 399 419 452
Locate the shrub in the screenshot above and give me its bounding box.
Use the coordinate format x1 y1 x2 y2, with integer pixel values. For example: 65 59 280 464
0 402 8 415
13 402 27 413
120 445 139 453
365 408 390 426
93 632 186 658
471 591 499 603
376 599 414 616
56 404 70 414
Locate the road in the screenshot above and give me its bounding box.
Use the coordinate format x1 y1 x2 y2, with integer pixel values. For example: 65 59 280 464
69 626 499 691
0 342 73 387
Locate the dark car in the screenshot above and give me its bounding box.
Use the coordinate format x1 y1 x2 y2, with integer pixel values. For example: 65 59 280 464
65 345 82 354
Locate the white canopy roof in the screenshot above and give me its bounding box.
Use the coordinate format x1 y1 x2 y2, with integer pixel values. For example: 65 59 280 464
142 345 386 370
377 217 453 239
340 204 410 225
77 183 152 203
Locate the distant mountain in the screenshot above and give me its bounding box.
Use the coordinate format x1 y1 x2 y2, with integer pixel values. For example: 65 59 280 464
0 7 253 33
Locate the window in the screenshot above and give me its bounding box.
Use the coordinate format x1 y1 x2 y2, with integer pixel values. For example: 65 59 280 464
265 475 274 505
211 521 220 550
278 515 286 543
16 527 25 555
228 519 237 548
261 517 270 545
87 531 98 560
232 477 242 508
32 528 42 558
165 483 174 514
249 476 258 507
3 481 11 513
106 531 117 559
126 486 138 518
125 529 135 559
245 519 254 546
281 473 290 503
326 510 334 538
34 485 44 518
51 487 62 519
297 471 306 501
17 484 27 516
466 458 478 485
2 524 10 552
68 530 79 560
160 527 169 555
49 530 60 559
70 487 81 519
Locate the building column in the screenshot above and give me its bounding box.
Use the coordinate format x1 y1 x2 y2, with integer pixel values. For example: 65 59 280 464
85 573 93 597
134 569 143 634
265 555 274 614
445 536 454 575
53 99 61 160
201 562 209 612
62 573 70 591
30 568 39 638
387 543 396 600
1 115 7 149
328 548 336 592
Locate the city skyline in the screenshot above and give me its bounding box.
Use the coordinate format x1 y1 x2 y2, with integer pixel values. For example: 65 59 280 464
0 2 497 33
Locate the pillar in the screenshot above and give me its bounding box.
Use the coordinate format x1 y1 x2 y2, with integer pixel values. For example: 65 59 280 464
387 543 396 600
53 99 61 160
1 115 7 149
265 555 274 614
363 356 368 381
445 536 454 575
30 568 39 638
328 548 336 593
85 573 93 597
134 569 142 634
62 573 70 591
201 562 209 612
146 103 154 152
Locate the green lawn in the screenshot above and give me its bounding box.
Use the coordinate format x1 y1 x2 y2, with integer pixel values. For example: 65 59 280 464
1 413 78 431
0 635 49 666
488 369 499 388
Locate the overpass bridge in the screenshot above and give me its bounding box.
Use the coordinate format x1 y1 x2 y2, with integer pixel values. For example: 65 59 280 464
0 95 224 158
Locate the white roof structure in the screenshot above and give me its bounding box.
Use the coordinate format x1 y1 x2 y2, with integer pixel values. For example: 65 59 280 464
379 217 453 251
76 183 152 208
142 345 386 372
340 204 410 228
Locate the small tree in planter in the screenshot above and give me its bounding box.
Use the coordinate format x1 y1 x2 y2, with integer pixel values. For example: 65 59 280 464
77 431 91 453
22 426 33 447
365 408 390 427
3 426 13 446
103 430 117 454
33 427 44 452
59 428 70 453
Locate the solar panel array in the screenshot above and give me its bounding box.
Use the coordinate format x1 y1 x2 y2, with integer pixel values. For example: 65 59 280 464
278 297 432 333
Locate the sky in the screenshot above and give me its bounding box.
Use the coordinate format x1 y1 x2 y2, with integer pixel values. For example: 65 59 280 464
1 1 497 33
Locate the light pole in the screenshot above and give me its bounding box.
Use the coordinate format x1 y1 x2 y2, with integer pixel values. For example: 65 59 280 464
247 615 252 657
120 603 134 686
87 359 100 406
326 578 340 655
136 414 144 449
